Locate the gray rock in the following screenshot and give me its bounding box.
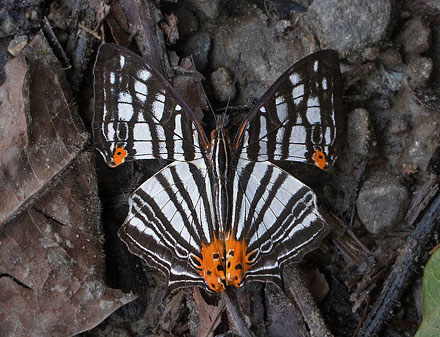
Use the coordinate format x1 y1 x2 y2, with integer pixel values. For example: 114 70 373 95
175 7 199 40
7 35 28 56
404 55 433 87
387 117 409 135
378 48 403 70
211 67 236 103
347 108 371 157
211 7 316 105
303 0 392 56
0 15 16 38
357 170 409 235
396 17 431 55
182 32 211 71
362 47 380 62
421 0 440 11
186 0 221 19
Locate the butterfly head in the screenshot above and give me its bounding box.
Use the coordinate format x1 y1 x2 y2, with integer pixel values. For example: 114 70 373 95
110 145 128 167
312 148 328 170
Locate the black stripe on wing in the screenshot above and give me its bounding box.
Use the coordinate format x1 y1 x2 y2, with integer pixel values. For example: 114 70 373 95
232 50 342 170
117 159 218 293
93 43 209 167
231 158 329 286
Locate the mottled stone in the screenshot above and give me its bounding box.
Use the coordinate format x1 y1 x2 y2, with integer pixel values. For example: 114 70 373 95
347 108 371 157
182 32 211 71
186 0 221 19
378 48 403 70
211 7 315 105
175 7 199 40
405 55 433 87
7 35 28 56
211 67 236 103
357 170 409 234
265 283 304 337
303 0 392 56
387 117 410 135
396 17 431 55
362 47 380 61
0 15 16 38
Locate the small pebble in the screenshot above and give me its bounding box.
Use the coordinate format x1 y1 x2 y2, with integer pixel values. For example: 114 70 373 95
8 35 28 56
186 0 220 19
396 17 431 55
357 170 409 235
175 8 199 39
378 48 403 70
363 47 379 62
405 55 433 87
211 67 237 103
387 117 409 134
347 108 371 157
182 32 211 71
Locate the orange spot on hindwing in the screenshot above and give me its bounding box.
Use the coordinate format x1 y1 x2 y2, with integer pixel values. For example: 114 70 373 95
192 233 256 291
225 234 254 288
312 148 327 170
111 145 128 167
192 236 226 292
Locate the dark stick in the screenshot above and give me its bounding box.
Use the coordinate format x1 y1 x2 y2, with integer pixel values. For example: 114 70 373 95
357 176 440 337
221 290 254 337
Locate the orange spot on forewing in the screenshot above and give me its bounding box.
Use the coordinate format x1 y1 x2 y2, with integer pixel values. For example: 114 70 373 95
225 234 250 288
198 236 226 292
312 148 327 170
111 146 128 167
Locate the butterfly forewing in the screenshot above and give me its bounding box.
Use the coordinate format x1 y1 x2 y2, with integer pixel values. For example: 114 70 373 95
233 50 342 170
93 44 209 167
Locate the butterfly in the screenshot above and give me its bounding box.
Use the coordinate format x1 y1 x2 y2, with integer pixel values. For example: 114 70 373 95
93 43 342 294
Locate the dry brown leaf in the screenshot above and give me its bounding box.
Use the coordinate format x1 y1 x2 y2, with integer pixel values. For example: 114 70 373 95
194 288 225 337
0 33 135 337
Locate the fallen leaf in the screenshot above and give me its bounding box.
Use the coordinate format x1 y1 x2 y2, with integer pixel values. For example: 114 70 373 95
194 288 225 337
0 33 136 337
415 248 440 337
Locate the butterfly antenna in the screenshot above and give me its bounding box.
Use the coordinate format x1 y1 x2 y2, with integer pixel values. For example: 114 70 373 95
190 54 217 125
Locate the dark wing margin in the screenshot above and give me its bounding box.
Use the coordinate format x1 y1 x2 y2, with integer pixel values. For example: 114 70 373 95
232 50 342 169
93 43 210 167
231 159 329 286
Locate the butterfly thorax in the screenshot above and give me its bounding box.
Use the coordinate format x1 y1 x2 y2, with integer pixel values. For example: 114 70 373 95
209 116 231 233
191 116 256 292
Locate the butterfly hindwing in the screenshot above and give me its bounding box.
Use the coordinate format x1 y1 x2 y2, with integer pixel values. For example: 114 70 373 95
233 50 342 170
230 159 329 286
93 43 209 167
118 159 222 293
